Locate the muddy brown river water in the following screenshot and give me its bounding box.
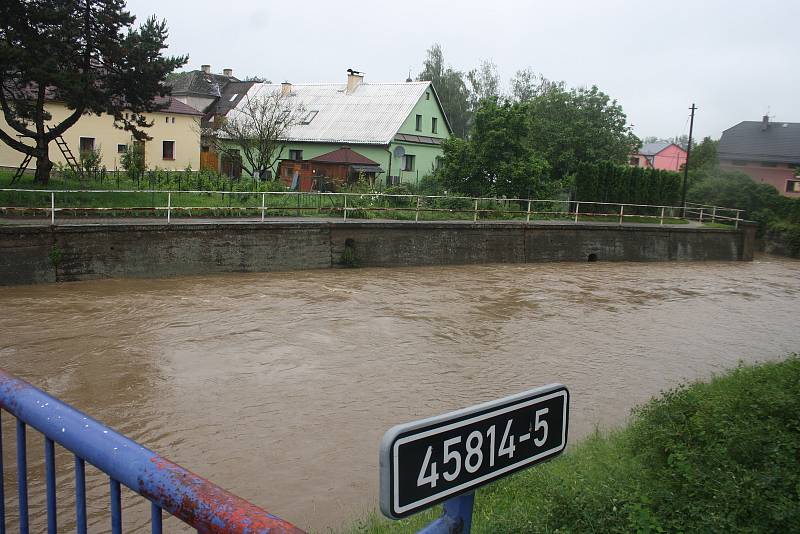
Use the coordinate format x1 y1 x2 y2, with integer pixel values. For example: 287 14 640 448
1 256 799 532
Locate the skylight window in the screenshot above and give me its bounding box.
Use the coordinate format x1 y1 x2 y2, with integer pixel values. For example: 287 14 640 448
300 110 319 125
229 94 238 101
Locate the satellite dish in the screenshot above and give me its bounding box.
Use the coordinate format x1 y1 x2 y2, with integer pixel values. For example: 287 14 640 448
393 146 406 158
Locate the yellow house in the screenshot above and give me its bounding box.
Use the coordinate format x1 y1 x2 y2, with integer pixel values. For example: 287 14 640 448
0 97 202 173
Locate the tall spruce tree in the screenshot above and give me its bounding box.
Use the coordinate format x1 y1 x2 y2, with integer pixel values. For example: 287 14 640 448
0 0 186 183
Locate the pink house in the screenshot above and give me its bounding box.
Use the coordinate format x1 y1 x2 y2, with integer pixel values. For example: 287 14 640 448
718 116 800 197
629 141 687 171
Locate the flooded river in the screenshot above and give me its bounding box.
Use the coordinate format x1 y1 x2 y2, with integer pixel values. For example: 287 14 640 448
1 256 799 532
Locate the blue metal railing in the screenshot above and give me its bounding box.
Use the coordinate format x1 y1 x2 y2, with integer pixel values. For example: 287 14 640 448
0 368 304 534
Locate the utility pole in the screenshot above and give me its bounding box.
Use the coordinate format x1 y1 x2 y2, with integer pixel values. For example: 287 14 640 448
681 103 697 217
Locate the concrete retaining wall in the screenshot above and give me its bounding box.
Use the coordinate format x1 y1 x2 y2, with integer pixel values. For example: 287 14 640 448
0 221 756 286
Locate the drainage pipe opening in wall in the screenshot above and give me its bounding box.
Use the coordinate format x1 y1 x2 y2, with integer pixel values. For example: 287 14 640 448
587 253 598 262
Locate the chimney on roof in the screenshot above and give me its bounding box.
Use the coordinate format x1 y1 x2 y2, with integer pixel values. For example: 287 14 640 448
223 68 233 77
761 115 770 131
346 68 364 94
200 64 211 74
281 81 292 96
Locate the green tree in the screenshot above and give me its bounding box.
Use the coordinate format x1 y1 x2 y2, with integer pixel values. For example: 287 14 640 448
526 85 639 179
509 67 563 102
438 98 552 199
416 44 471 138
467 60 500 109
0 0 186 183
688 136 718 171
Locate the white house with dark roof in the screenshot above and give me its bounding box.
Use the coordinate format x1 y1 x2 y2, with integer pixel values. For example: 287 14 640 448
217 70 452 187
719 115 800 197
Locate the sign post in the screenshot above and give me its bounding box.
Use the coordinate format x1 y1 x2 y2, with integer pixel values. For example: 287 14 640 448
380 384 569 532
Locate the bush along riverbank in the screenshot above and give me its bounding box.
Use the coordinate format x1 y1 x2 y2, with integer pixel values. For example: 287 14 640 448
346 356 800 533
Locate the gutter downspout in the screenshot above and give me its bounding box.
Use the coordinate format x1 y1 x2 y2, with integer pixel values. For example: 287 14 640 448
385 146 393 187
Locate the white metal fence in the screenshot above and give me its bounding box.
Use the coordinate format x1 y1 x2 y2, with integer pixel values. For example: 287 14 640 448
0 189 744 228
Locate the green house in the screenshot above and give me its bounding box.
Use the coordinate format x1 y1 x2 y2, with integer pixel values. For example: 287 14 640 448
218 70 452 188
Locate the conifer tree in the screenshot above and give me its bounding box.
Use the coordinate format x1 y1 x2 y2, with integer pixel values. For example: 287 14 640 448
0 0 187 183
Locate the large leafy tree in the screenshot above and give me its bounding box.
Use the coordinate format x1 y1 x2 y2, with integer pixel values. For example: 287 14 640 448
416 44 471 138
509 68 563 102
438 98 552 199
525 85 640 180
0 0 186 183
688 136 718 171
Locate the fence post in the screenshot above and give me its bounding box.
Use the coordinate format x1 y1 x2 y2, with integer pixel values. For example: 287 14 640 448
660 206 665 225
711 206 717 223
261 192 266 222
735 210 741 229
574 201 580 223
50 192 55 226
526 200 532 223
618 204 624 225
167 192 171 224
416 196 421 222
699 208 704 223
343 195 348 221
473 199 478 222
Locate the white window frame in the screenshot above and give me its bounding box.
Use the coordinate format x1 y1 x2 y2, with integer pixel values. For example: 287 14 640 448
79 137 95 154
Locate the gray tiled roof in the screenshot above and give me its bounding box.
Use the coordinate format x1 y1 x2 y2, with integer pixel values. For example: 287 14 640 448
719 120 800 164
638 140 672 156
168 70 238 97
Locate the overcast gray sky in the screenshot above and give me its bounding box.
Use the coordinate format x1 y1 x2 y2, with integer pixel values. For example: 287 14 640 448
127 0 797 140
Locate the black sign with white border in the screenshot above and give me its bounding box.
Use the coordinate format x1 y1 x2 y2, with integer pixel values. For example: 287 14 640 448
379 383 569 519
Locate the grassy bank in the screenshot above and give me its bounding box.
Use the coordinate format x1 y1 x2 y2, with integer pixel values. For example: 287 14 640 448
347 357 800 533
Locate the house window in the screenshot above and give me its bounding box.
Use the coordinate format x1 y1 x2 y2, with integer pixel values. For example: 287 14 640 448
786 179 800 193
403 154 415 171
165 116 169 123
415 114 422 131
629 156 640 167
426 92 430 100
171 117 175 124
117 144 127 154
432 117 438 134
162 140 175 160
435 156 443 170
79 137 95 155
289 149 303 161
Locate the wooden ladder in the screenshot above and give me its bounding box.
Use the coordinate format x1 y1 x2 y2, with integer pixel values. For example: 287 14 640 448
9 153 33 185
47 126 83 177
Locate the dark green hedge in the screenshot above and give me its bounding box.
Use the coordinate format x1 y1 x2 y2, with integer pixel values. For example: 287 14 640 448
574 161 682 207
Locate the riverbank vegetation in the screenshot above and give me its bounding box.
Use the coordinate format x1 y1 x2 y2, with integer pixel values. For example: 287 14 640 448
687 138 800 256
345 357 800 533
